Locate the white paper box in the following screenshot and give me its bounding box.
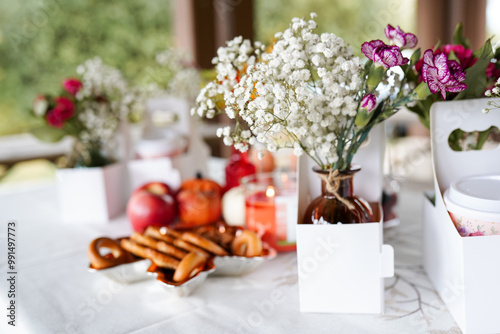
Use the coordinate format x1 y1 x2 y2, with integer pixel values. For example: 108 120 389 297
296 125 394 314
423 98 500 334
56 163 126 224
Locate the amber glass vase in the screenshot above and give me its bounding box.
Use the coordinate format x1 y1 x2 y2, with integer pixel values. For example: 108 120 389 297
302 168 374 224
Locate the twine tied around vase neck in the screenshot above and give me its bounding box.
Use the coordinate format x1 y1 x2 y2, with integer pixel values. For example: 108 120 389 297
317 169 355 210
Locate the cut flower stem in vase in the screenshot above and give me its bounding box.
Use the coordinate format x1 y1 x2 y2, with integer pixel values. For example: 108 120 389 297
302 167 374 225
66 139 112 168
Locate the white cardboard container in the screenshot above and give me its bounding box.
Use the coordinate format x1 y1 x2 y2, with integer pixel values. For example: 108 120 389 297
142 97 210 181
423 98 500 334
296 125 394 314
128 97 211 193
56 162 125 224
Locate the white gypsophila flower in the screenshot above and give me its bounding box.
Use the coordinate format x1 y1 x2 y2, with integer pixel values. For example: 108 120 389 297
75 57 147 145
217 14 363 166
192 36 265 121
192 13 415 170
154 48 201 101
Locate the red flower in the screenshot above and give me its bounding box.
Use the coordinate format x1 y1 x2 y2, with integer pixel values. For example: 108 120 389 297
468 230 484 237
46 97 75 128
486 62 500 79
62 78 83 96
441 45 475 68
54 97 74 113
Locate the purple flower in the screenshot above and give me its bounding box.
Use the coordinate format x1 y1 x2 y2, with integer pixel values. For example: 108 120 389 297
384 25 418 49
361 93 376 112
421 49 467 100
361 40 409 68
456 226 469 237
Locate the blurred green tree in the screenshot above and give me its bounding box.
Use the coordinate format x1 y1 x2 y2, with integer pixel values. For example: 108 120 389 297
0 0 172 135
255 0 416 52
0 0 416 136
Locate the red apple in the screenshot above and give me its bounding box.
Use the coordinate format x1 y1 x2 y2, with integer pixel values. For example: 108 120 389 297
127 182 177 232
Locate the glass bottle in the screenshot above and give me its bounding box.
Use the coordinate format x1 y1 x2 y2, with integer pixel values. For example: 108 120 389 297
302 168 374 224
224 146 256 192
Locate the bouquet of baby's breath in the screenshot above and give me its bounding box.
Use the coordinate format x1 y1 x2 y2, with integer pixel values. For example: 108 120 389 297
193 14 464 172
32 57 146 167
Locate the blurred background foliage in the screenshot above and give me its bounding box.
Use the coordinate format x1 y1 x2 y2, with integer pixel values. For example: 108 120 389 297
255 0 417 52
0 0 417 136
0 0 173 136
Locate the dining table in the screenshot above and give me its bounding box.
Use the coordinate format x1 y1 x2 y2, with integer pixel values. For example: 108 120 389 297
0 175 462 334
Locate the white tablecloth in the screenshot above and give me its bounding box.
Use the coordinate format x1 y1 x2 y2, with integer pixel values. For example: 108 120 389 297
0 181 461 334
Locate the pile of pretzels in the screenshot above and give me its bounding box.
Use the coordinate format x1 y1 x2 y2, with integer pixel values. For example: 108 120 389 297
88 224 263 283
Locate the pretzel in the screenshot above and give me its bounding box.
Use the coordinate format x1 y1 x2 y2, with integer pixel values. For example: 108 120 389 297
131 231 187 260
130 232 158 249
173 239 210 258
120 239 179 270
173 252 207 282
231 230 263 257
144 226 175 244
158 226 182 239
180 232 229 256
88 238 130 269
156 241 187 260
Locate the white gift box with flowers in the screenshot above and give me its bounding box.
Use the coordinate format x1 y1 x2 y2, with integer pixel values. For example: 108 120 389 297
423 98 500 334
32 58 147 223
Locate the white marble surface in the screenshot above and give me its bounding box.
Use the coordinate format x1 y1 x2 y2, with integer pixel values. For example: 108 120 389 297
0 180 462 334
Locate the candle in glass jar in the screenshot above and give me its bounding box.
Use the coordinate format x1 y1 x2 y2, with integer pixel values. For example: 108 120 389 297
245 185 296 252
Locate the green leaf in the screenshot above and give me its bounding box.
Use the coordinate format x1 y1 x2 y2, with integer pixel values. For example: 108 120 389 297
452 23 472 49
433 41 442 52
455 39 493 100
355 108 371 128
30 126 66 142
410 48 421 67
414 82 433 100
366 64 386 91
475 127 492 150
406 97 435 129
447 50 459 62
494 44 500 59
448 129 464 151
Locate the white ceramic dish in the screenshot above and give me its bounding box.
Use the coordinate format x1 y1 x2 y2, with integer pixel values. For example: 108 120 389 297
212 245 277 276
147 260 216 297
88 258 152 284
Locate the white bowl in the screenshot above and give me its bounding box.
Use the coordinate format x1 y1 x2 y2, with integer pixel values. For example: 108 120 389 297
211 245 277 276
88 258 152 283
147 260 216 297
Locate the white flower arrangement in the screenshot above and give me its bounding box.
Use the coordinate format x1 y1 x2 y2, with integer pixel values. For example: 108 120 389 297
153 48 201 101
76 57 145 144
192 13 433 171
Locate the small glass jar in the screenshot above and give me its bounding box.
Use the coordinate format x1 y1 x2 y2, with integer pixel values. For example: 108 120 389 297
243 172 297 252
